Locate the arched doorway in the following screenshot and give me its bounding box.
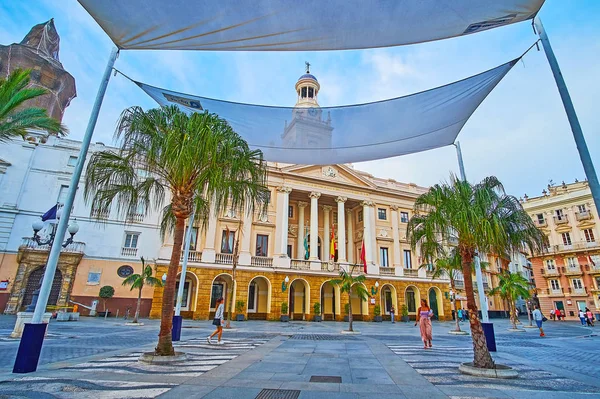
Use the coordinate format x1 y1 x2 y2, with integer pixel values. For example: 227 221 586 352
405 285 421 320
209 273 234 319
247 276 271 320
320 280 340 321
289 279 310 320
22 267 63 311
428 287 444 319
380 284 398 319
350 282 369 321
306 235 322 260
175 271 198 318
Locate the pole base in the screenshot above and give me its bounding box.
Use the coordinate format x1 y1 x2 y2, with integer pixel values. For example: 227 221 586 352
172 315 183 341
13 323 48 373
481 322 496 352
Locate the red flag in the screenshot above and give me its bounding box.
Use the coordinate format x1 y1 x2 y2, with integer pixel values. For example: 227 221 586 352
360 240 367 273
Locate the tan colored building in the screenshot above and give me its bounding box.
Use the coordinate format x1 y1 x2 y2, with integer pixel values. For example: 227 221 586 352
523 181 600 319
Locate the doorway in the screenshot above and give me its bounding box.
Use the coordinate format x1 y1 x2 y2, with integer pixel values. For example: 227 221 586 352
429 289 439 319
22 267 62 311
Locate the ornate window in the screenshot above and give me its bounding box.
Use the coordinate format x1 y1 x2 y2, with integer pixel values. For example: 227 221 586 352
117 265 134 278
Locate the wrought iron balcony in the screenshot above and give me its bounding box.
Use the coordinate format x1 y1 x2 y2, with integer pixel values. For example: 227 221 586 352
553 215 569 225
564 265 582 276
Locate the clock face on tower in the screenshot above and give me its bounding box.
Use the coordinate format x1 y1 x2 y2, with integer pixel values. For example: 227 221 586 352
308 107 318 117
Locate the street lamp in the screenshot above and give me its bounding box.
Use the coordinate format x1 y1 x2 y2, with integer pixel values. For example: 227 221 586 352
162 273 167 284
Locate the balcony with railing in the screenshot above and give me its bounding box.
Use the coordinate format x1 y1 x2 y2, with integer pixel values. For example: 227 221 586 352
564 264 583 276
215 253 233 265
379 266 395 276
180 250 202 263
541 267 560 277
90 209 110 219
404 268 418 277
544 240 599 254
553 215 569 225
570 287 587 296
534 219 547 227
251 256 273 267
127 212 144 223
121 247 138 257
589 264 600 275
547 288 564 296
20 237 86 254
320 262 340 273
575 210 592 221
291 259 310 270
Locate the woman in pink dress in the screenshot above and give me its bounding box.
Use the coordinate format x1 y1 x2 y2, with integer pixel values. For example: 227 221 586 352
414 299 433 349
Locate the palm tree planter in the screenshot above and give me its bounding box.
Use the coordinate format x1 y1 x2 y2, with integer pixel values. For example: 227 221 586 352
489 271 531 332
313 302 322 322
235 300 245 321
122 257 162 325
373 305 382 322
400 304 409 322
85 105 268 357
332 267 369 333
408 175 544 373
280 302 289 322
0 68 67 143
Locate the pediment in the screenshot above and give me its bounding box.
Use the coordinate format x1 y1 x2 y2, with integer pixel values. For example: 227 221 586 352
282 164 376 188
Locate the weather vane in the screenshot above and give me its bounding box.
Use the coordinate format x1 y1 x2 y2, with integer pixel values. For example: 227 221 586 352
305 61 311 73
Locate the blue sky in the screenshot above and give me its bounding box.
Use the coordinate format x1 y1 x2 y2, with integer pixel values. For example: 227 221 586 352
1 1 598 198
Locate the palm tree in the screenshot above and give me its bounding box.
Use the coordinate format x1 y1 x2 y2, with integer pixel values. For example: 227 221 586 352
122 256 163 323
489 270 531 330
0 68 67 142
421 249 464 333
407 175 545 369
84 105 269 356
332 266 369 332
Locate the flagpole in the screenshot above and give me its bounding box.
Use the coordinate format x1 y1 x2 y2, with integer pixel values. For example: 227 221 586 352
13 47 119 374
172 206 195 341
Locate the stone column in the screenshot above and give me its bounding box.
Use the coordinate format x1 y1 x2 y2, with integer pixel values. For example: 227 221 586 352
362 201 375 271
323 205 332 261
201 204 218 263
336 197 347 263
238 210 253 266
309 192 321 261
274 187 292 268
297 201 308 259
346 208 354 264
390 205 401 268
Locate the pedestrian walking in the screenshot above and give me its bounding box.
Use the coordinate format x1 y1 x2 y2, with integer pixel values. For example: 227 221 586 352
457 308 463 323
415 299 433 349
462 309 468 322
585 308 595 327
532 305 546 337
550 309 555 321
207 297 225 345
579 309 586 326
555 309 561 321
390 305 396 323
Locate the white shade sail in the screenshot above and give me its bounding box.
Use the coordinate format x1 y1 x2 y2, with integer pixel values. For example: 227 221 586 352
78 0 544 51
133 59 518 165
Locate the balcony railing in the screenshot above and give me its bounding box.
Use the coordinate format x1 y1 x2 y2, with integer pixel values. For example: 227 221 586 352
291 259 311 270
121 247 138 257
553 215 568 225
534 219 547 227
575 210 592 221
564 265 582 275
90 209 110 219
404 268 418 277
321 262 341 272
543 240 599 254
571 287 587 296
251 256 273 267
215 253 233 265
542 267 560 276
379 266 395 276
20 237 86 254
181 250 202 262
127 212 144 223
547 288 564 296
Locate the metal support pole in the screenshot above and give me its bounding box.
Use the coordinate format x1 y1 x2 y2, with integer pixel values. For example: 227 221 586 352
14 47 119 373
534 17 600 211
454 141 467 182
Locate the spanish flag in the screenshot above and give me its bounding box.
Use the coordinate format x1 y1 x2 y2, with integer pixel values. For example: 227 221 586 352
330 224 336 258
360 240 367 273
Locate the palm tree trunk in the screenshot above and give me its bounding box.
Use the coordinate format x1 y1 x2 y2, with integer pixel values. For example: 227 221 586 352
348 292 353 332
510 300 517 329
133 285 142 324
450 281 461 332
461 250 494 369
155 216 185 356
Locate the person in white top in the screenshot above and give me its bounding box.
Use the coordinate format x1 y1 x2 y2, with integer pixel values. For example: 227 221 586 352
578 309 586 326
532 305 545 337
207 297 225 345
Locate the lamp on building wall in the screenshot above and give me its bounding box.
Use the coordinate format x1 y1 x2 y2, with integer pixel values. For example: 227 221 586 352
162 273 167 284
282 276 290 292
371 281 379 296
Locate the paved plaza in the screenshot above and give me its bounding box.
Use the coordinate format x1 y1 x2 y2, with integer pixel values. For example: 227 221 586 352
0 315 599 398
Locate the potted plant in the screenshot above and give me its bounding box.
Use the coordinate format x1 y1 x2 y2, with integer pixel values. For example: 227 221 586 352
373 305 383 322
401 304 409 322
235 300 245 321
98 285 114 317
280 301 289 322
313 302 322 322
344 303 350 322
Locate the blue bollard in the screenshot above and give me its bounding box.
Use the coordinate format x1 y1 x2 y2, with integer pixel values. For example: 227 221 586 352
172 315 183 341
13 323 48 373
481 322 496 352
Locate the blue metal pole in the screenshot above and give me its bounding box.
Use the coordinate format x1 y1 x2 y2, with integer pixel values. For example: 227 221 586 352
534 17 600 211
14 47 119 374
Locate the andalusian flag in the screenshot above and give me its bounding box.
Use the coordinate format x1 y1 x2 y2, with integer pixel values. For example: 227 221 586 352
303 229 309 260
